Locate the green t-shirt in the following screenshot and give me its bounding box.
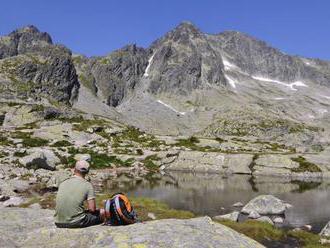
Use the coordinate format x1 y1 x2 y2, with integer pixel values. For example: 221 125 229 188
54 176 95 224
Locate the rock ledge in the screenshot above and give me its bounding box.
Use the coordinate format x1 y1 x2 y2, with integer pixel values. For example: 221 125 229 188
0 208 264 248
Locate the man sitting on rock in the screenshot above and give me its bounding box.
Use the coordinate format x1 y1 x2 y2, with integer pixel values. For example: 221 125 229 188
54 160 105 228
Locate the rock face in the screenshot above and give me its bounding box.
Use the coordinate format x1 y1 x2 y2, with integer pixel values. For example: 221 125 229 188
0 25 52 59
165 151 253 174
241 195 287 215
147 22 226 95
0 208 264 248
212 30 330 85
0 25 79 104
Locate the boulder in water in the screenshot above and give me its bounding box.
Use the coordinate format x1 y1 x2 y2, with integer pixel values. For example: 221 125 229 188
241 195 288 215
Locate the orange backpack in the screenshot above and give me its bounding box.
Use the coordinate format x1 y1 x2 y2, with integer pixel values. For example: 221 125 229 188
104 193 138 225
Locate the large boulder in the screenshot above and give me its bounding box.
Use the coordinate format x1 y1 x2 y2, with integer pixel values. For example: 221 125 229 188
19 150 58 170
0 208 264 248
241 195 288 215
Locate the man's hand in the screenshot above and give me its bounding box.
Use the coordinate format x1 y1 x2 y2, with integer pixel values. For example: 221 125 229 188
87 199 97 213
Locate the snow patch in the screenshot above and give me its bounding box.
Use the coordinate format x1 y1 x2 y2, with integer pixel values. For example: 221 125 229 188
156 100 186 115
252 76 308 91
143 53 155 77
225 75 237 89
274 97 285 100
222 59 238 71
318 109 328 115
321 95 330 100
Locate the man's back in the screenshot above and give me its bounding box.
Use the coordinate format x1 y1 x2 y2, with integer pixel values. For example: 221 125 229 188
55 176 95 224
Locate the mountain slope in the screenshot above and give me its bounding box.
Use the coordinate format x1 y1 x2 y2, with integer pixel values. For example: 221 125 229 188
1 23 330 149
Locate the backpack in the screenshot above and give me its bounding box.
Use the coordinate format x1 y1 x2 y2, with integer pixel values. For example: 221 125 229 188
104 193 138 225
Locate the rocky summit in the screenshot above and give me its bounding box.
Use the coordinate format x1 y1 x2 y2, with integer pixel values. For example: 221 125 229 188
0 208 264 248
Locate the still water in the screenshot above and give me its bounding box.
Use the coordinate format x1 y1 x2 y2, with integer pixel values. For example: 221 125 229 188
109 172 330 232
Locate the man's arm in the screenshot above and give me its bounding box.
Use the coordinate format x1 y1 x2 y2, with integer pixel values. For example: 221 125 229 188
86 182 97 212
87 199 97 212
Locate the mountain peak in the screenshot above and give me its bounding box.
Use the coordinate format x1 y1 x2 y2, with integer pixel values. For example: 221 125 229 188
15 25 40 34
173 21 200 34
9 25 53 45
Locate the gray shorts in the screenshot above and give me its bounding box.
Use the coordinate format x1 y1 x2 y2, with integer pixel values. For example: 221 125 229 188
55 212 102 228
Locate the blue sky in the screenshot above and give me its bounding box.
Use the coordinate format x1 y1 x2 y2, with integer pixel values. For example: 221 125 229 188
1 0 330 60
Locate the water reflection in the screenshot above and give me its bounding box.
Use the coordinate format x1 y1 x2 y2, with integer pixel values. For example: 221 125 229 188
107 172 330 232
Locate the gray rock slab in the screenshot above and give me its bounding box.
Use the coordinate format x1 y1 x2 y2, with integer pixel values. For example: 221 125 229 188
0 208 264 248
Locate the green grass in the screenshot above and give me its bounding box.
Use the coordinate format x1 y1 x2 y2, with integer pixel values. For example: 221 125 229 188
96 196 194 221
51 140 72 147
218 219 284 242
142 154 161 171
217 219 330 247
71 118 111 133
291 156 322 173
22 137 49 147
67 147 134 168
288 230 330 248
0 134 12 146
0 151 9 158
11 131 49 147
30 104 45 112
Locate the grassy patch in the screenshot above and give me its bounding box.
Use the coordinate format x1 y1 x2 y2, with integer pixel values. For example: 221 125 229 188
51 140 72 147
96 196 194 221
0 134 12 146
12 131 49 147
216 219 329 248
71 118 111 133
109 126 166 150
30 104 45 112
291 156 322 173
0 151 9 158
22 137 49 147
142 154 161 171
217 219 284 242
67 148 134 168
288 230 330 248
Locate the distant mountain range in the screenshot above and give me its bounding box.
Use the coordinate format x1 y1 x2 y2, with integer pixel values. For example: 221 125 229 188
1 22 330 149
